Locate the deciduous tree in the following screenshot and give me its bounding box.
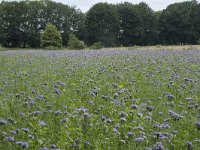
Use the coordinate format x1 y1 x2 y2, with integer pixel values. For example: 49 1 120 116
40 23 62 48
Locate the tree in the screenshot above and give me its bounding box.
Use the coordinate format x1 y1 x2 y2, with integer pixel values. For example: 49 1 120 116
189 2 200 44
116 2 157 46
0 1 29 47
135 2 157 45
26 1 46 48
116 2 139 46
0 0 85 48
86 2 120 47
40 23 62 48
43 0 86 46
67 33 85 49
159 1 199 44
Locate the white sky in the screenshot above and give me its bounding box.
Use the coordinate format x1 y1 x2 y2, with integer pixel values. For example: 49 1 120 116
1 0 200 12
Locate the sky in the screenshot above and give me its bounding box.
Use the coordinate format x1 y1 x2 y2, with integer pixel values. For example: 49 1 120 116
1 0 200 12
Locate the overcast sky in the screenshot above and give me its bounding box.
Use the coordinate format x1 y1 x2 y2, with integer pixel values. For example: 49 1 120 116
1 0 200 12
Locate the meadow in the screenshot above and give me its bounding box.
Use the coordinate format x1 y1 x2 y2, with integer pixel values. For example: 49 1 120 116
0 49 200 150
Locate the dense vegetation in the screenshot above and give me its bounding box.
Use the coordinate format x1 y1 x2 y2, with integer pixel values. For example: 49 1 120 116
0 49 200 149
40 23 62 49
0 0 200 48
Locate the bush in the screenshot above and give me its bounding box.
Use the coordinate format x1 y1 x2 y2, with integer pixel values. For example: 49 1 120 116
44 46 60 50
67 33 85 50
40 23 62 49
89 42 102 50
0 44 6 51
197 39 200 45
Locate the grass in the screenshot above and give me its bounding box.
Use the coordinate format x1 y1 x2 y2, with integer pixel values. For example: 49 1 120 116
1 44 200 51
0 49 200 149
105 45 200 51
0 45 7 51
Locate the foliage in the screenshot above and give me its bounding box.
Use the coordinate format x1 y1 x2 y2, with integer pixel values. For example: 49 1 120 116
116 2 158 46
40 23 62 48
67 33 85 50
197 39 200 44
0 0 200 48
158 1 199 45
89 42 103 50
0 45 6 51
86 2 120 47
0 0 85 48
44 46 61 50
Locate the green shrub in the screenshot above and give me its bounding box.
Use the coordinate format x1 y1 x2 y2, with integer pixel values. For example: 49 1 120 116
0 44 6 51
40 23 62 49
89 42 102 50
156 44 162 48
44 46 61 50
197 39 200 45
67 33 85 50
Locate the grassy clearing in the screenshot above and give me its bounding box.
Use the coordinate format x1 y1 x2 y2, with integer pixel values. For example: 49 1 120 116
104 45 200 51
1 45 200 51
0 50 200 149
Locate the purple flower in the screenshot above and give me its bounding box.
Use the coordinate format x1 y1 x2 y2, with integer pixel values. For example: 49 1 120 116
105 118 112 123
22 128 29 133
40 147 49 150
54 88 62 95
60 118 68 123
39 120 47 126
55 110 62 115
15 141 29 148
136 126 144 130
187 141 193 150
127 132 135 138
83 113 90 119
185 97 193 101
78 106 88 113
50 144 56 149
119 111 127 117
0 119 7 125
100 115 106 121
120 117 127 123
19 112 25 117
30 111 42 116
137 112 143 117
172 130 178 134
153 142 165 150
168 110 183 121
160 122 170 128
30 100 35 105
7 117 16 124
113 128 120 134
10 129 19 135
7 136 15 141
135 137 145 142
84 141 90 145
154 132 161 139
119 140 126 144
28 134 35 140
146 105 155 111
131 104 138 109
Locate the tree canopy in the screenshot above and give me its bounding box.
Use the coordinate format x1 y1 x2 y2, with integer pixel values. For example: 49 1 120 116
0 0 200 48
40 23 62 48
86 2 120 47
159 0 200 44
0 0 85 48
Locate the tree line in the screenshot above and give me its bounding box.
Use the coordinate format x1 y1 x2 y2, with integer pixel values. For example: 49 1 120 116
0 0 200 48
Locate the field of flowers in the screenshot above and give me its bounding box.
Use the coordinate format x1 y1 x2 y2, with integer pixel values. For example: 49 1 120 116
0 49 200 150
